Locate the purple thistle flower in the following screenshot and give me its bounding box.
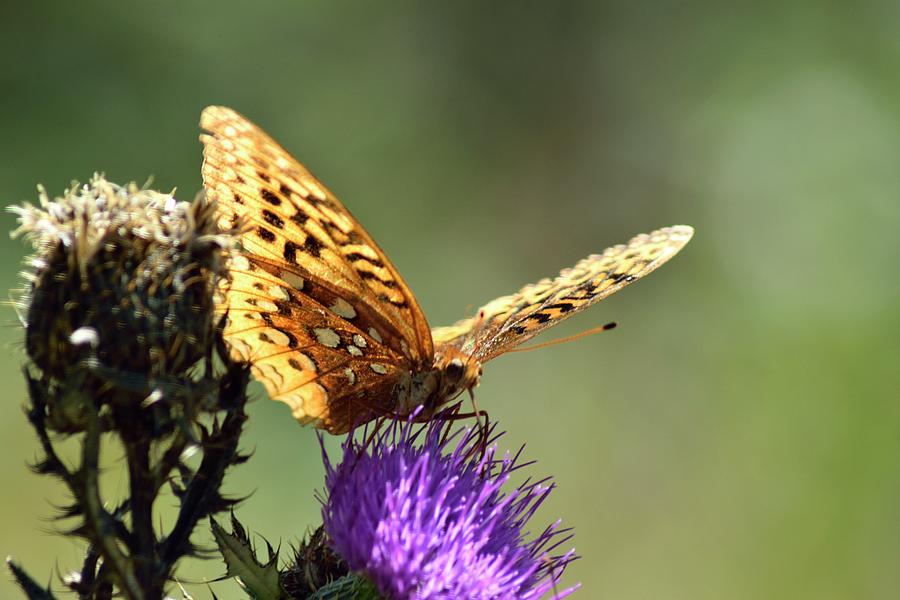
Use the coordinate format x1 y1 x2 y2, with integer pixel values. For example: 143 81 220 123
320 415 579 599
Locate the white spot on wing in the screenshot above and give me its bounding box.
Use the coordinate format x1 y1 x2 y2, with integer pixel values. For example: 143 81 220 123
281 271 305 290
305 181 326 199
343 368 356 385
282 381 328 424
370 363 388 375
293 352 318 373
229 338 253 361
368 327 383 343
313 327 340 348
329 297 357 319
261 328 290 347
268 285 289 301
231 255 251 271
258 299 279 312
352 334 367 348
347 345 363 357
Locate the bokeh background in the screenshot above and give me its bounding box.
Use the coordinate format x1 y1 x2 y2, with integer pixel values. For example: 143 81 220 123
2 2 899 598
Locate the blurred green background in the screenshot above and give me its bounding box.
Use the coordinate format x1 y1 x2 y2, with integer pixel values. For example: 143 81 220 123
2 2 899 598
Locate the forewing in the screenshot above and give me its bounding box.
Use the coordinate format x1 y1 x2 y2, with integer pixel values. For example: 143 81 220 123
200 106 432 431
201 105 433 363
432 225 693 361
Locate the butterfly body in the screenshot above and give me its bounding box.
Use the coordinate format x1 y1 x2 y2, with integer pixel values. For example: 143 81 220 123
200 106 693 434
393 348 484 420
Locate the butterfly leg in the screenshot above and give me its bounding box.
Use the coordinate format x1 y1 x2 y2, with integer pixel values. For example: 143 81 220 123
466 388 485 432
360 416 388 456
434 398 492 462
544 553 562 599
465 387 494 460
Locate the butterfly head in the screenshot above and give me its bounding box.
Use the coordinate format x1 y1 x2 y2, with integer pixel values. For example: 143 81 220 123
433 347 483 406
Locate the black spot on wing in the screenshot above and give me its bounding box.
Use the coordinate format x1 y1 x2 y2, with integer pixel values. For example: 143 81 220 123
545 301 575 313
261 189 282 206
282 329 299 348
345 230 365 245
275 299 293 316
511 311 554 335
377 292 408 309
358 269 398 288
291 210 309 225
257 226 276 243
262 209 284 229
609 272 636 284
320 220 350 244
345 252 386 270
284 240 299 264
303 235 324 258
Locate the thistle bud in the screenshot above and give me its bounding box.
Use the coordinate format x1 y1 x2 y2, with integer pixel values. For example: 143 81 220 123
10 174 235 430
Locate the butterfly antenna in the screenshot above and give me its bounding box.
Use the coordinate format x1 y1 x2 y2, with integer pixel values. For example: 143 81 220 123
506 321 617 354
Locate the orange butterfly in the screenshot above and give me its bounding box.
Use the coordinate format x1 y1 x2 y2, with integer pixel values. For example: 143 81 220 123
201 106 693 434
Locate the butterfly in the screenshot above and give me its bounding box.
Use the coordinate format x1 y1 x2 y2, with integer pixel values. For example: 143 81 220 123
200 106 693 434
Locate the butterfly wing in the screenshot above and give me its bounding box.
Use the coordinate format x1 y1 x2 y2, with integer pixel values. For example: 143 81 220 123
201 106 432 433
432 225 693 362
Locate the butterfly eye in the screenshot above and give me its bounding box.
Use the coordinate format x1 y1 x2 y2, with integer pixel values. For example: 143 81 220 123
445 358 465 383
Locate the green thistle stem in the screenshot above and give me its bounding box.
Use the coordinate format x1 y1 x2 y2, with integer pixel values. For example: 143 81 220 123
9 177 249 598
82 398 145 600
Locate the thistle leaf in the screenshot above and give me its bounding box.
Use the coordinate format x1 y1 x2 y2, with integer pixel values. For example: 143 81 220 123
6 557 58 600
210 516 288 600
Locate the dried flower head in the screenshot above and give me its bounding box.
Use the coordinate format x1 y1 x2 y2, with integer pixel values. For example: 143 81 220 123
10 175 236 429
320 416 579 600
8 173 253 598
